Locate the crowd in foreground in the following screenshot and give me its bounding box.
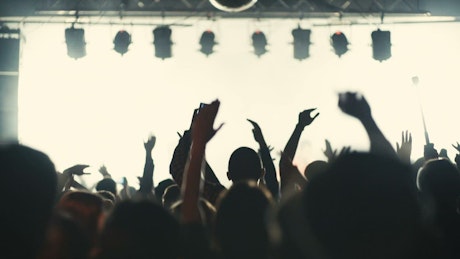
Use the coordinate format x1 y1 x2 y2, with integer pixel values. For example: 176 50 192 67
2 92 460 259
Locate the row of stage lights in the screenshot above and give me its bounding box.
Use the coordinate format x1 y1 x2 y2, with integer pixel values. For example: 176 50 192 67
65 25 392 61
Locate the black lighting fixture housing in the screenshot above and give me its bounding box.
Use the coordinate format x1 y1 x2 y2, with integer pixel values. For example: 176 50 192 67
65 24 86 59
113 30 132 55
331 31 349 57
153 26 172 59
292 27 311 60
371 29 392 62
252 30 267 57
199 30 216 56
209 0 257 12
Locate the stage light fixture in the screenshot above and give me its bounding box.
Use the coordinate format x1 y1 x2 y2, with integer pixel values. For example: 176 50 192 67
113 30 132 55
65 25 86 59
209 0 257 12
331 31 349 57
153 26 172 59
292 27 311 60
199 30 216 56
371 29 391 61
252 31 267 57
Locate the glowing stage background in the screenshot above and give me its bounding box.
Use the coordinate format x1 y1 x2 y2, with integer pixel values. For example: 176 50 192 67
17 19 460 188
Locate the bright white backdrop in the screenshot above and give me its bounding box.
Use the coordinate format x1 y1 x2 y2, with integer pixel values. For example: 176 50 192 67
17 19 460 188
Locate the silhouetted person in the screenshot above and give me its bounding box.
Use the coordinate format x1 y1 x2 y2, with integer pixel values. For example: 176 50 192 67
57 191 105 245
0 144 57 258
417 158 460 258
38 211 91 259
215 181 274 259
227 147 263 182
94 200 183 259
304 153 440 259
162 184 181 211
96 178 117 198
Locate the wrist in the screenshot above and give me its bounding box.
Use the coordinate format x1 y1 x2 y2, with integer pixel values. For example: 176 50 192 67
295 124 305 130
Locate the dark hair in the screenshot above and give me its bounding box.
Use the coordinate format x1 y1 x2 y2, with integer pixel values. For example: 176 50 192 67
96 200 183 259
228 147 262 182
96 178 117 196
215 181 273 259
0 144 57 258
57 191 104 243
304 160 328 181
304 153 424 259
162 184 181 210
417 158 460 202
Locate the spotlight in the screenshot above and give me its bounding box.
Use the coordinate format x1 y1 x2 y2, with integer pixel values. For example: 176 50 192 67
209 0 257 12
331 31 349 57
199 30 216 56
371 29 391 61
252 30 267 57
292 27 311 60
65 26 86 59
113 30 132 55
153 26 172 59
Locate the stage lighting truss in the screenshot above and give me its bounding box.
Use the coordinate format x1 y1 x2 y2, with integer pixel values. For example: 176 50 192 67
209 0 257 12
331 31 349 57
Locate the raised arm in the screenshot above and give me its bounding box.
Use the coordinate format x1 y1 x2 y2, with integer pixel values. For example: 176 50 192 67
247 119 279 199
338 92 396 158
282 109 319 161
279 109 318 196
138 135 156 198
182 100 222 224
58 164 90 192
396 130 412 164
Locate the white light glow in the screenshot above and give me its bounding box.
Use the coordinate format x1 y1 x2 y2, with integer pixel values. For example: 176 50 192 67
17 20 460 189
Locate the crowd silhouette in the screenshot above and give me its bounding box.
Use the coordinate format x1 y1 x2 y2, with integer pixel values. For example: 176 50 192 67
2 92 460 259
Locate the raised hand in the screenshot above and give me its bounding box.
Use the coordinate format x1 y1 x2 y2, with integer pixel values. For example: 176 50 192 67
63 164 90 176
144 134 156 152
247 119 265 144
396 130 412 163
338 92 371 120
298 108 319 128
191 100 223 144
323 139 351 163
98 165 111 178
323 139 336 162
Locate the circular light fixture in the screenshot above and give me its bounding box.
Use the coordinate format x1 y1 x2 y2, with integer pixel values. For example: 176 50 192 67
209 0 257 12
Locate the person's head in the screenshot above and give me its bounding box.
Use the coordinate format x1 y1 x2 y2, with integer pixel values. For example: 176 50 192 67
96 178 117 197
97 190 117 211
417 158 460 208
0 144 57 258
215 181 274 259
304 153 429 259
95 200 182 259
304 160 328 182
57 191 104 243
38 212 91 259
156 178 176 200
227 147 263 182
162 184 181 210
